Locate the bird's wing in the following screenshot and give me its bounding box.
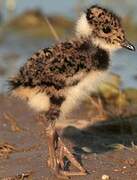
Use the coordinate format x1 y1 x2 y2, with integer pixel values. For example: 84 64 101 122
9 41 91 90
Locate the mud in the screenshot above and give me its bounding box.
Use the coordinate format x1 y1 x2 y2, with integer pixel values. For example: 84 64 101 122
0 94 137 180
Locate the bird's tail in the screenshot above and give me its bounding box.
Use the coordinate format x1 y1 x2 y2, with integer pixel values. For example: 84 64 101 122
8 75 22 91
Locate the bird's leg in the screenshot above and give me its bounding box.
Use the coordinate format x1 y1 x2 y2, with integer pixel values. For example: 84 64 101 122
45 106 87 178
46 120 58 170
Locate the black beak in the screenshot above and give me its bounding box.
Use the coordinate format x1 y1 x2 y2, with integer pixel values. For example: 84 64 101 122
121 40 135 51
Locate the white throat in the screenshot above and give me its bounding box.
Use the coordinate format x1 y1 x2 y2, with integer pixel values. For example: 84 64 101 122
92 38 120 52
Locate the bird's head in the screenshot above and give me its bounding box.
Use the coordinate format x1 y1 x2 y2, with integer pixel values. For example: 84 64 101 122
76 5 135 52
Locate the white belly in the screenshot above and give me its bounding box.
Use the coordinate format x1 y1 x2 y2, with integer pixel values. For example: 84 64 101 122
12 71 108 115
61 71 108 116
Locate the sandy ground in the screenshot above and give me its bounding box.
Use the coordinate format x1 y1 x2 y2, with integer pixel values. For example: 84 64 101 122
0 94 137 180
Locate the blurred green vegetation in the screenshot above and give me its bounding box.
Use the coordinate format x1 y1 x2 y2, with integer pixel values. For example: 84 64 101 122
98 73 137 116
3 10 73 38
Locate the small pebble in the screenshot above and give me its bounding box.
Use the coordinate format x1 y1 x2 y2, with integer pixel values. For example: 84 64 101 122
102 174 110 180
3 123 7 127
81 146 92 153
113 169 120 172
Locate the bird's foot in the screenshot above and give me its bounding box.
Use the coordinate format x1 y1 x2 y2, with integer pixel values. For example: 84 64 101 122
56 136 87 178
46 123 87 179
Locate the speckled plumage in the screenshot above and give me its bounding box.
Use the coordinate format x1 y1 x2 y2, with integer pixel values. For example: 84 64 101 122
10 38 109 89
9 37 110 116
9 4 135 130
8 5 135 178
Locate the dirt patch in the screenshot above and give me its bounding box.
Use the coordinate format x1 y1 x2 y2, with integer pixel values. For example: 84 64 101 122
0 94 137 179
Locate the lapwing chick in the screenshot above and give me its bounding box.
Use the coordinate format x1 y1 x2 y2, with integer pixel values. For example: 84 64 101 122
9 5 135 179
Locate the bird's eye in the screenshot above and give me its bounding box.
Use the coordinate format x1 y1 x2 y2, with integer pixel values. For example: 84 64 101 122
102 26 111 34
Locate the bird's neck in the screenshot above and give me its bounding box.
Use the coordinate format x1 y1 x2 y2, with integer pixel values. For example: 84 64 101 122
77 36 110 55
77 35 114 54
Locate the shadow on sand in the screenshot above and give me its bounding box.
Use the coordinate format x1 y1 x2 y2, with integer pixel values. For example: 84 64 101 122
62 117 137 154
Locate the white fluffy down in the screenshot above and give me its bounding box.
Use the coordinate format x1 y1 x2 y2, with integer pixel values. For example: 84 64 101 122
61 71 108 116
28 93 50 112
76 13 92 37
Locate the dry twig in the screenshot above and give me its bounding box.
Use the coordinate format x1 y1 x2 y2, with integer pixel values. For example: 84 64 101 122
1 171 33 180
4 112 22 132
0 143 16 159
